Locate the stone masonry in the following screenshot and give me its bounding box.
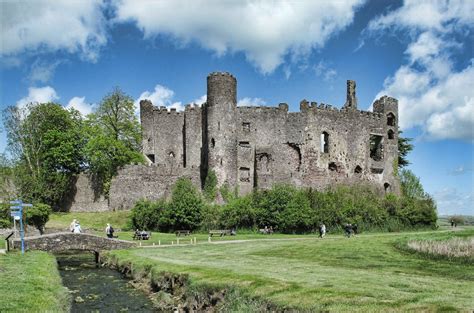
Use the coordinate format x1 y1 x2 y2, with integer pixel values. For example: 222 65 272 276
71 72 400 211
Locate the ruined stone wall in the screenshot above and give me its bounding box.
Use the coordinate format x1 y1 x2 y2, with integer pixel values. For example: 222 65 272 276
108 164 201 210
69 173 109 212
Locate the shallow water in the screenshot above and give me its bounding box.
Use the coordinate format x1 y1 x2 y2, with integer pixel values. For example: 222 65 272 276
56 252 154 312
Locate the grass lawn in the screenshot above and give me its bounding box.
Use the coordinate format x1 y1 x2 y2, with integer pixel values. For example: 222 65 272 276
106 228 474 312
47 211 131 231
0 251 70 312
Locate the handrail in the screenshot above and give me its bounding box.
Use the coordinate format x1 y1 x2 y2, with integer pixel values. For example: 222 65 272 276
4 232 14 252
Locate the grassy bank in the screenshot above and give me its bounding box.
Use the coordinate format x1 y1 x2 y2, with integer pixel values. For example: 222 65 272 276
106 228 474 312
47 211 130 231
0 251 70 312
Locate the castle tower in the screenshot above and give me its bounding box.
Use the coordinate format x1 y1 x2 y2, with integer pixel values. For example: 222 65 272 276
344 80 358 109
204 72 238 188
373 95 399 194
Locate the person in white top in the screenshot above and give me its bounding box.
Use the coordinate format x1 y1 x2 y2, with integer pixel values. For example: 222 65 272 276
70 219 77 232
73 221 82 233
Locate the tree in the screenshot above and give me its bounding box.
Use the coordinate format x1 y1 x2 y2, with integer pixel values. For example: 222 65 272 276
3 103 85 209
398 130 413 168
203 170 218 202
168 178 203 230
399 169 427 200
25 203 52 235
84 88 144 197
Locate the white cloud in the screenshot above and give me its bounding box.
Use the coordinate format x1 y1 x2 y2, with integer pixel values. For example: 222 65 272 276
193 95 207 106
66 97 94 116
113 0 365 73
1 0 107 61
314 61 337 82
368 1 474 141
135 85 184 112
29 59 63 83
449 165 473 176
433 188 473 216
237 97 267 107
16 86 59 109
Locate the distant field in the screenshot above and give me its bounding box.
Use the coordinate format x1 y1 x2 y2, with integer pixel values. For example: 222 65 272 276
107 228 474 312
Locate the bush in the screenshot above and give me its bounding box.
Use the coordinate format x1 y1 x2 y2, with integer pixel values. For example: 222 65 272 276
129 199 168 231
168 178 204 230
203 170 218 202
0 202 12 228
221 195 255 229
25 203 52 235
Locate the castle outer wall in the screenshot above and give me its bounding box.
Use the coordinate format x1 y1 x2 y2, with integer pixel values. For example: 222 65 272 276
69 72 399 211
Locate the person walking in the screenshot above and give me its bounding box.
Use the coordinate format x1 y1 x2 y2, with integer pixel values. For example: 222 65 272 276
105 223 114 238
321 223 326 238
344 223 352 238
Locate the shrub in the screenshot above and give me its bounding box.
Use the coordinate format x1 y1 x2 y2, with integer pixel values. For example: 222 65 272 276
168 178 203 231
203 170 218 202
0 202 12 228
278 190 313 233
25 203 52 235
129 199 168 231
221 195 255 229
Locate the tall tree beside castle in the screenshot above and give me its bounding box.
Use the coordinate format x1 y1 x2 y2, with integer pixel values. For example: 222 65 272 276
2 103 85 209
83 88 143 197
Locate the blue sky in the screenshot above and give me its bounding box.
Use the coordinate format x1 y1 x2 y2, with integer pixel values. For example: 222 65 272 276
1 0 473 215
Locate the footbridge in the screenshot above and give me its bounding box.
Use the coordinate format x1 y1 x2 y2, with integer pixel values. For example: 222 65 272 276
12 232 136 261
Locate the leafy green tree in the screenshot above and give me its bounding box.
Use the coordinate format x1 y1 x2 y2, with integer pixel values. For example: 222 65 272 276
168 178 203 230
203 170 218 202
0 202 11 228
399 169 427 199
221 195 255 229
84 88 144 197
25 203 52 235
3 103 85 209
398 130 413 168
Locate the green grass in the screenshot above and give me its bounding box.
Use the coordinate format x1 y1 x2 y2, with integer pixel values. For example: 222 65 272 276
47 211 131 231
0 251 70 312
106 228 474 312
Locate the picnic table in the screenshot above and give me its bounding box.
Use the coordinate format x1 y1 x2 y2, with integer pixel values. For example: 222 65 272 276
209 229 236 237
176 230 191 237
133 231 151 240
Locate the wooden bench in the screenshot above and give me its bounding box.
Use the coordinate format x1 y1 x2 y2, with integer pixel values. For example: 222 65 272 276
176 230 191 237
209 229 236 237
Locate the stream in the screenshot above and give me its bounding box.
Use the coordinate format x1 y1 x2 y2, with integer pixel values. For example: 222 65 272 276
56 252 155 312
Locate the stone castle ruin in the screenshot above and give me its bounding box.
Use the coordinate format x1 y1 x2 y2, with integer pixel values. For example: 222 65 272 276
71 72 399 211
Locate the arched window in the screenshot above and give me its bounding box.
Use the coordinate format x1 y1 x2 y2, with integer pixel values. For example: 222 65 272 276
354 165 362 174
387 113 396 126
321 132 329 153
388 129 395 140
384 182 391 193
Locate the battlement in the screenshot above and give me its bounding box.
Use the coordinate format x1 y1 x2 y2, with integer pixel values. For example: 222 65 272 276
208 71 236 80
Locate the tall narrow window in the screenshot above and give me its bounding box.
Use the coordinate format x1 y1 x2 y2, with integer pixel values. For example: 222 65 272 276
387 113 396 126
388 129 395 140
321 132 329 153
370 134 384 161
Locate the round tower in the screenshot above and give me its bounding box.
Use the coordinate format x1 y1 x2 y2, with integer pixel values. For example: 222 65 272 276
205 72 238 188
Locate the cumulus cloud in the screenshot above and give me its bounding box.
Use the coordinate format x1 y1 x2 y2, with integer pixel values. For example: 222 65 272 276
66 97 94 116
135 85 184 112
193 95 207 106
368 0 474 141
448 165 473 176
433 188 473 216
237 97 267 107
1 0 107 61
113 0 365 73
16 86 59 109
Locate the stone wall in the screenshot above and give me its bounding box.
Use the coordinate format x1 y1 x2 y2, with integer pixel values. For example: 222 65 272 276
108 164 201 210
69 173 109 212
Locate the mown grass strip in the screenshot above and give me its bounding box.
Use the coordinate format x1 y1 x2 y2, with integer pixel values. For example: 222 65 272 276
0 251 70 312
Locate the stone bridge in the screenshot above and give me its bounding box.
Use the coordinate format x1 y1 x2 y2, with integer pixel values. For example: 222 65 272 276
12 232 136 261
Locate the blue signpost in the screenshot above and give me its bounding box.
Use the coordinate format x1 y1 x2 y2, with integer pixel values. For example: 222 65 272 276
10 200 33 255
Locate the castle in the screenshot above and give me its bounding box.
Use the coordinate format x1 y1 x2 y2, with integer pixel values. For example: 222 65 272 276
71 72 400 211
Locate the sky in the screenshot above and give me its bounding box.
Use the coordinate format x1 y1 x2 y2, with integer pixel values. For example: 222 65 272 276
0 0 473 215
